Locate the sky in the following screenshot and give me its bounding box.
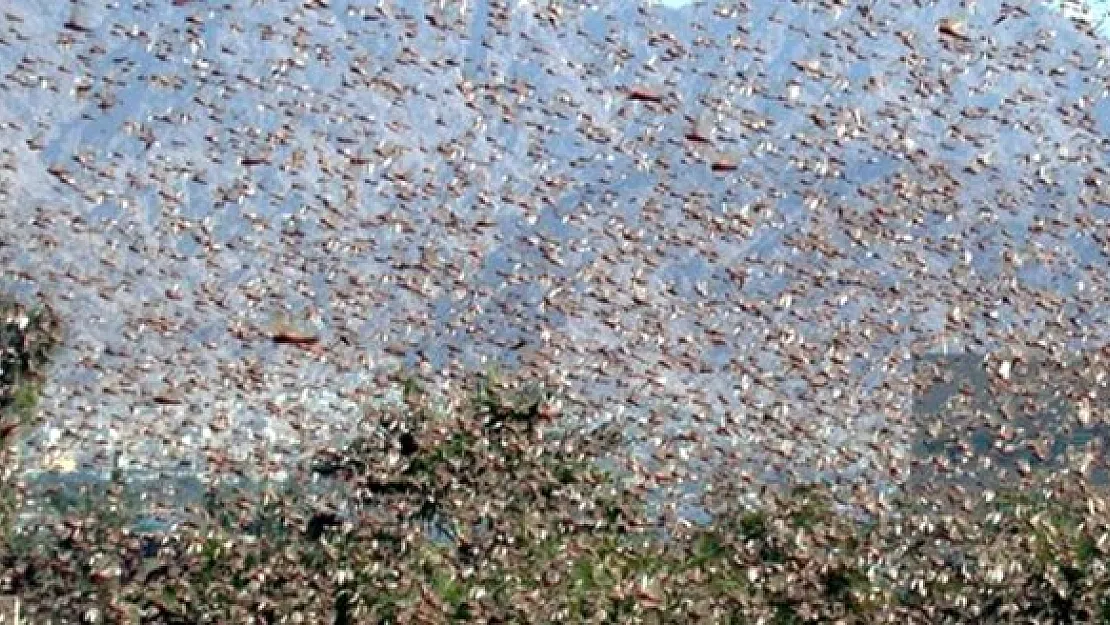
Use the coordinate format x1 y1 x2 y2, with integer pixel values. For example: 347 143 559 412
5 0 1110 485
1058 0 1110 29
654 0 1110 35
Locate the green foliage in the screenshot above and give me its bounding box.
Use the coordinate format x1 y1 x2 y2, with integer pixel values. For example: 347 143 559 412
0 298 59 544
738 510 769 541
0 298 59 440
4 341 1110 622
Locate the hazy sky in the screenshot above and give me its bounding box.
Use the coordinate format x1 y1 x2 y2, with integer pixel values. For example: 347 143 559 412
654 0 1110 34
1059 0 1110 33
1081 0 1110 28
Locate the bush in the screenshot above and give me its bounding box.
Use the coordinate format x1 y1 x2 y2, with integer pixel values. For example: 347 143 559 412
0 298 60 442
0 297 60 540
3 371 1109 622
3 307 1110 622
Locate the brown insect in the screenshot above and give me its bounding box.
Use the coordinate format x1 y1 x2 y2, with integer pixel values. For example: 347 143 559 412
627 87 664 103
710 159 738 172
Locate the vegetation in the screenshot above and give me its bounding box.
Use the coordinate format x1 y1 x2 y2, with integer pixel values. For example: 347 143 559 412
3 302 1110 622
0 298 61 540
0 298 59 440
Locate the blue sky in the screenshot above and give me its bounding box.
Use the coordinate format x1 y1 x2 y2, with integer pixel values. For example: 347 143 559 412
1083 0 1109 14
1084 0 1110 27
655 0 1110 34
1058 0 1110 33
